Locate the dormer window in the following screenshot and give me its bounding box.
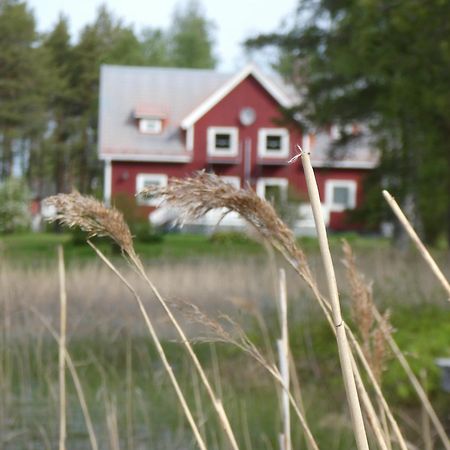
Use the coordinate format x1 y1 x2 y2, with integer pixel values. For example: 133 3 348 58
134 106 166 135
139 118 163 134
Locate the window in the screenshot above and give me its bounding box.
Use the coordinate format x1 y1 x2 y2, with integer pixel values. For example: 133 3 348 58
136 174 168 206
256 178 288 204
325 180 357 212
258 128 290 158
139 118 163 134
207 127 239 157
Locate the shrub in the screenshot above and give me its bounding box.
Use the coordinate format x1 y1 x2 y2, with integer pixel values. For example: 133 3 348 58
0 177 31 234
131 220 163 243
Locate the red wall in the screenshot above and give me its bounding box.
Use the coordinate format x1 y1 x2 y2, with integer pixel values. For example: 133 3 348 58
110 74 369 230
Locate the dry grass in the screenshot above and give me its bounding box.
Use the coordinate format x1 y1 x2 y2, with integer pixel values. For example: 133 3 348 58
0 177 448 449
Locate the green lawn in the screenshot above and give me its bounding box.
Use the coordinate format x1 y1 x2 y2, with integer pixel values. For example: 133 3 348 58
0 230 389 266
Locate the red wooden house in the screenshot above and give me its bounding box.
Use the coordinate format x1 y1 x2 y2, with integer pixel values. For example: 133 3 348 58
98 64 377 231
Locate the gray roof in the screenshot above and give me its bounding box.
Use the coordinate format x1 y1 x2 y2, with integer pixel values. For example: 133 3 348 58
98 64 377 167
98 65 230 159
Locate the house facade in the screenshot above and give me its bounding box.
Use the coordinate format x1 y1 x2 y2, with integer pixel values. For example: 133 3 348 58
98 64 377 231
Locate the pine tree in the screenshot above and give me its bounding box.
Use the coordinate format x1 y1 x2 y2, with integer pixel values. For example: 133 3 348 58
0 0 47 181
168 0 217 69
246 0 450 244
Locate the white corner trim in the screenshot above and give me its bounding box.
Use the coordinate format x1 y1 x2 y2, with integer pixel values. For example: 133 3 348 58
256 177 289 200
324 179 357 212
207 127 239 157
103 159 112 206
186 125 194 151
302 133 311 153
99 153 192 163
136 173 168 206
257 128 290 158
181 64 293 129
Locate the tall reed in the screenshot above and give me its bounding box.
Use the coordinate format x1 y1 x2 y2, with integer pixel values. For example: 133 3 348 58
57 245 67 450
45 191 238 450
301 150 369 450
383 190 450 301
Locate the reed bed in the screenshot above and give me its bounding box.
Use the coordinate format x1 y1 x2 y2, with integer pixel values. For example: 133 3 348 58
0 173 448 449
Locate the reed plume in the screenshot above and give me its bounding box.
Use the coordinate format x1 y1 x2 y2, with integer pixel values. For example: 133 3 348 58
140 171 307 267
45 190 239 450
45 191 134 255
342 240 391 383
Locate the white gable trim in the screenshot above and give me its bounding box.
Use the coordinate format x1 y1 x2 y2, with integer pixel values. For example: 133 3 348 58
180 64 293 129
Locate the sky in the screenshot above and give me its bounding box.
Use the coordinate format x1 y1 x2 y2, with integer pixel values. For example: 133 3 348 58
27 0 299 71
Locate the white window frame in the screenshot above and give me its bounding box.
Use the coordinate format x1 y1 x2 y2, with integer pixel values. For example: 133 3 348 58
257 128 290 158
219 175 240 190
207 127 239 157
256 177 288 202
139 118 163 134
136 173 168 206
325 179 357 212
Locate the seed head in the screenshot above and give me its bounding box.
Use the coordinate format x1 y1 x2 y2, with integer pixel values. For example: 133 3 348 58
45 191 134 255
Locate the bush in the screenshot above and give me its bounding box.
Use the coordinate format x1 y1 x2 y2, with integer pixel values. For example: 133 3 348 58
0 177 31 234
131 220 163 244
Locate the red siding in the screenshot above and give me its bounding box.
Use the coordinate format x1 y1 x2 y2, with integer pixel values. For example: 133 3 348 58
109 74 370 230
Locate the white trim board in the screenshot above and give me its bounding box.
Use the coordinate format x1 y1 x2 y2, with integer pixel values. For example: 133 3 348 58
99 153 192 163
181 64 293 129
103 160 112 205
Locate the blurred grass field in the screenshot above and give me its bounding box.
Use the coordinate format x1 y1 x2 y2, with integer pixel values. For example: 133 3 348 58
0 231 449 448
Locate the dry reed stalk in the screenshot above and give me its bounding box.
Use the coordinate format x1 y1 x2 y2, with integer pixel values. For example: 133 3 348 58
57 245 67 450
382 190 450 301
125 336 134 450
420 371 433 450
342 242 408 450
277 268 291 450
129 257 240 450
46 192 239 450
342 241 449 450
87 241 208 450
191 365 207 444
182 304 319 450
140 172 390 449
105 398 120 450
300 151 369 450
29 307 99 450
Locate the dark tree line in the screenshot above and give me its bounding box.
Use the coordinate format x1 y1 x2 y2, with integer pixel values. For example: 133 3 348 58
246 0 450 244
0 0 216 197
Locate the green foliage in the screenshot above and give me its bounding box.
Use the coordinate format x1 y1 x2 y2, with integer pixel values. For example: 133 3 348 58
208 231 251 246
0 177 30 233
246 0 450 244
131 220 163 244
383 305 450 402
0 1 217 196
0 0 48 180
168 0 217 68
